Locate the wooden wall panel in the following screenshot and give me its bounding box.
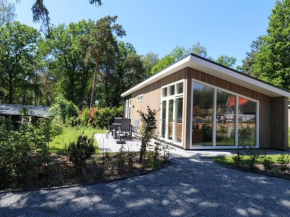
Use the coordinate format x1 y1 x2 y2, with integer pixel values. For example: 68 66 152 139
271 97 288 150
130 68 188 147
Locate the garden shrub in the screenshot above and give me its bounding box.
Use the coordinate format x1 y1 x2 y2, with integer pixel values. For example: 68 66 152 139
0 119 51 189
49 94 79 125
246 147 261 170
81 107 91 126
95 106 123 129
277 154 290 175
137 106 158 162
68 134 95 170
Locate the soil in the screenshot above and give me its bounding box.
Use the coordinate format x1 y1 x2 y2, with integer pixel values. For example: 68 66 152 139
6 152 169 191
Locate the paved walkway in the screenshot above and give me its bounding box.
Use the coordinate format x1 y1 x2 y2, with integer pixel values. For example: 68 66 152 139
0 134 289 216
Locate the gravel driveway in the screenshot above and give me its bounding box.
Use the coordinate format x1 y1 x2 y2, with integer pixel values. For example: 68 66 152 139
1 156 290 217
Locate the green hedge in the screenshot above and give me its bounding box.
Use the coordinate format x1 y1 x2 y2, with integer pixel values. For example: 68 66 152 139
95 106 123 129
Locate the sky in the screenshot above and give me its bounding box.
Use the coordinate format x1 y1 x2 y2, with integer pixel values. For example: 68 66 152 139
13 0 276 66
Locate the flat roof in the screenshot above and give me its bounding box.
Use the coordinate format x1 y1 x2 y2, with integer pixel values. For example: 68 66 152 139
121 54 290 98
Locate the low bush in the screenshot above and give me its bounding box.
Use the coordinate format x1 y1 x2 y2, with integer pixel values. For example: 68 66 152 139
0 119 51 189
49 94 79 125
68 134 96 170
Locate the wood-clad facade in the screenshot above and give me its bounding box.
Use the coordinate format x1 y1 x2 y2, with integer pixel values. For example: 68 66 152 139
124 65 288 151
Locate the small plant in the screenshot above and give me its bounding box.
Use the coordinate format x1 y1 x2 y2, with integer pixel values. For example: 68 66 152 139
246 147 261 170
127 148 134 172
262 149 273 172
277 154 289 175
157 139 173 163
137 106 158 162
262 156 273 172
68 134 95 171
117 145 125 174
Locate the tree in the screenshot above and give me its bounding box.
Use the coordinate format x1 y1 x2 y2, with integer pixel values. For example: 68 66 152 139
237 36 264 75
81 16 126 108
187 41 207 57
0 0 15 26
151 46 187 75
253 0 290 89
141 52 159 78
0 22 41 104
216 55 237 68
30 0 102 33
45 20 95 108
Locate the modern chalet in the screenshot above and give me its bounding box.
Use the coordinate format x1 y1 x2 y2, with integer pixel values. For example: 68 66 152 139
121 54 290 150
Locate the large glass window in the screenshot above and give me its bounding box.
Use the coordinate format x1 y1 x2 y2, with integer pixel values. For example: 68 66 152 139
238 97 256 146
216 90 235 146
175 97 183 142
160 81 184 145
191 80 258 148
192 82 214 146
168 100 174 140
161 101 166 138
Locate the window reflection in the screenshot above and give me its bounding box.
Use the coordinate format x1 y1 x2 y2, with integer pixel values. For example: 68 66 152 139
175 98 183 142
238 97 256 146
216 90 235 146
192 83 214 146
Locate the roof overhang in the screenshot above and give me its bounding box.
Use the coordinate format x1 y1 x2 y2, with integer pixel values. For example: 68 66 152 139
121 55 290 98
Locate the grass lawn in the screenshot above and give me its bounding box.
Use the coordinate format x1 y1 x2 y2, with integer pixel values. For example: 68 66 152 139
211 154 285 167
49 126 107 155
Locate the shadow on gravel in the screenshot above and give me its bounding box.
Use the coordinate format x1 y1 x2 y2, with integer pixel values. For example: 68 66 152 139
1 157 290 216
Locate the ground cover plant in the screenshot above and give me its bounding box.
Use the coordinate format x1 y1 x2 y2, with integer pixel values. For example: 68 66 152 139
211 150 290 178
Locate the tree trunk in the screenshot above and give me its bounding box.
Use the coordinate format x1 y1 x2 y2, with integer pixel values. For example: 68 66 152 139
8 77 13 104
90 52 100 108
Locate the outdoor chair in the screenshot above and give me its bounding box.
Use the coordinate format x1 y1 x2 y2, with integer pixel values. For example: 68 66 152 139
109 117 122 137
116 118 132 140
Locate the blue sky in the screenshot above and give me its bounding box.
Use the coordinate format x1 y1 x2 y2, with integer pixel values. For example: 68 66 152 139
13 0 276 66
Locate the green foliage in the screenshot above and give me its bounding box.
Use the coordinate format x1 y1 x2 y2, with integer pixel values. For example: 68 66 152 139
30 0 102 34
151 46 186 75
137 106 158 162
68 134 95 169
277 153 290 175
216 55 237 68
245 147 261 170
141 52 159 78
252 0 290 89
46 20 95 108
49 94 78 125
0 119 51 189
237 37 264 75
232 151 242 167
117 145 125 174
80 15 126 107
263 156 273 172
0 0 16 26
150 42 236 75
0 21 41 104
95 106 123 129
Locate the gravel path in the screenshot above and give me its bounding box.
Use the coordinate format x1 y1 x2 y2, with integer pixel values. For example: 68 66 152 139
1 157 290 217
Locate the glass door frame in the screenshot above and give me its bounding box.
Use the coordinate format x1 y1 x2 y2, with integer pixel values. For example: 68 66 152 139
190 78 259 149
160 79 185 146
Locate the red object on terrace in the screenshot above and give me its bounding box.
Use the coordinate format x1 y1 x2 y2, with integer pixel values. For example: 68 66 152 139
227 96 248 107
